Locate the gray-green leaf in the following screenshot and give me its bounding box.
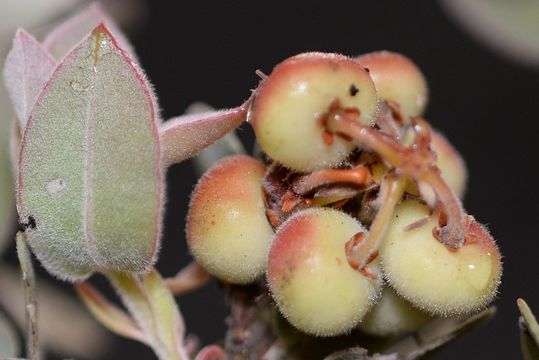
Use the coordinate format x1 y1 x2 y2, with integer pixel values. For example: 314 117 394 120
18 23 162 281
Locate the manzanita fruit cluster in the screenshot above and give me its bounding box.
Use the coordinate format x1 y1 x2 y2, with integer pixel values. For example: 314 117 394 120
189 51 502 337
2 3 502 359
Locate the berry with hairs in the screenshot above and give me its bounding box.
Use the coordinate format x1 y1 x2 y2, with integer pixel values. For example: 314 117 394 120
267 208 381 336
251 52 378 172
379 199 502 316
187 155 273 284
357 51 428 120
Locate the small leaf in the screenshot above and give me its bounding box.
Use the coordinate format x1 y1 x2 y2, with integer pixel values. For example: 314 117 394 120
518 298 539 360
75 282 149 345
0 310 20 358
385 307 496 359
183 102 246 176
18 23 162 280
164 261 210 296
43 2 138 62
159 99 251 167
3 29 56 129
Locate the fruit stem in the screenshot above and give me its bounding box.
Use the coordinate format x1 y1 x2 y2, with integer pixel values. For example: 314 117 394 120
346 173 407 272
292 166 372 195
330 115 465 248
420 168 465 248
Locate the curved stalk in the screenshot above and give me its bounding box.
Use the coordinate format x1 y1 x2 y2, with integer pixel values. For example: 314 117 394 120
292 166 372 195
331 116 465 248
346 174 407 273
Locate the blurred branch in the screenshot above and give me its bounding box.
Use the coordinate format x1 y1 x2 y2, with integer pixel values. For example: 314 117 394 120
15 233 39 360
0 264 111 358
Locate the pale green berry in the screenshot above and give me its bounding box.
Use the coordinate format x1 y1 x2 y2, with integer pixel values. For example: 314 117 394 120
359 287 432 337
380 200 502 316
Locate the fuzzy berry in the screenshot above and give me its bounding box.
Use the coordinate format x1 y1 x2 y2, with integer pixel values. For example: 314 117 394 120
267 208 381 336
379 200 502 316
187 155 273 284
251 52 378 172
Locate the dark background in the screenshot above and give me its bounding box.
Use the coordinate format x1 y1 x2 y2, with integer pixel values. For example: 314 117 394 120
124 1 539 359
4 0 539 359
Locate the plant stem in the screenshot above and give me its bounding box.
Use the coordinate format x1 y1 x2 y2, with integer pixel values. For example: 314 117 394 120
16 231 39 360
107 270 188 360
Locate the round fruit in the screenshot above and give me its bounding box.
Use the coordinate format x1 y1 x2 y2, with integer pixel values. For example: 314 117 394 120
187 155 273 284
251 52 378 172
431 130 467 198
267 208 381 336
357 51 428 119
359 287 432 337
380 200 502 316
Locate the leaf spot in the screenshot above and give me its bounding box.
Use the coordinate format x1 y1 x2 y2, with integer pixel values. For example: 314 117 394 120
46 178 67 195
20 215 36 231
70 80 90 92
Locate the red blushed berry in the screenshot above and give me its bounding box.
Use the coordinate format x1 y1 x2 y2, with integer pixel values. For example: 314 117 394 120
357 51 428 120
187 155 274 284
267 208 382 336
250 52 378 172
431 129 468 199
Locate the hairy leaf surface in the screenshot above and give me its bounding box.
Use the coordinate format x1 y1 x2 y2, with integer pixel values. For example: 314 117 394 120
18 24 161 280
3 29 56 129
43 3 137 63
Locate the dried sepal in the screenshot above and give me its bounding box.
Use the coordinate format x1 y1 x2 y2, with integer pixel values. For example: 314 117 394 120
43 2 138 62
18 23 162 281
3 29 56 129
